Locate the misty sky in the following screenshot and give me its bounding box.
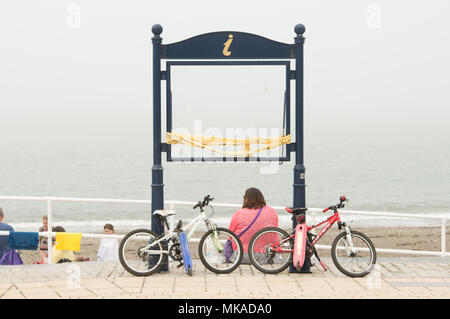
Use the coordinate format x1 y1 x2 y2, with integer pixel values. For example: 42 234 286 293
1 0 449 143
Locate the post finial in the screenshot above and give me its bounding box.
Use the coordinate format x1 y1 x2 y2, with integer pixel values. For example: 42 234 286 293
294 24 305 36
294 24 305 44
152 24 163 36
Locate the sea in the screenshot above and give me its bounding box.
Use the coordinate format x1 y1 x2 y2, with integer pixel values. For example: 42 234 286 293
0 125 449 233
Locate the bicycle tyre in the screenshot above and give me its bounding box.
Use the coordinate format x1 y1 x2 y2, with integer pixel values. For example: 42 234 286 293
119 228 166 277
198 227 243 274
248 227 294 274
331 230 377 277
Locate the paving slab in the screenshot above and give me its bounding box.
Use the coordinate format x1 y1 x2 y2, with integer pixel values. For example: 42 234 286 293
0 257 448 299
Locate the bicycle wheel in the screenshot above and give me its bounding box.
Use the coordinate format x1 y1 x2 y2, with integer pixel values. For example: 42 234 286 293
248 227 294 274
331 230 377 277
198 227 243 274
119 229 167 276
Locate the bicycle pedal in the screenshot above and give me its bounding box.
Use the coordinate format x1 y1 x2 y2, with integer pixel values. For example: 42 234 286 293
176 263 184 269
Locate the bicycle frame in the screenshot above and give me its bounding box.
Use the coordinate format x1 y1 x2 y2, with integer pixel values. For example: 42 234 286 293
273 211 342 253
309 211 358 256
307 211 341 245
144 209 221 255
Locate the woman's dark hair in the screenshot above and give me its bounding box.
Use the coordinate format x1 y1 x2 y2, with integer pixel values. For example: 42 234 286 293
104 224 114 231
52 226 65 232
242 188 266 209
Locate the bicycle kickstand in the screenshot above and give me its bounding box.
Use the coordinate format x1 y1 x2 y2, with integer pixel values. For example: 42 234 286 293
313 247 327 271
176 261 184 269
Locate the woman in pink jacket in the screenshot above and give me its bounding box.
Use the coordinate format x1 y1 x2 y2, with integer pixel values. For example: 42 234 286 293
228 188 278 264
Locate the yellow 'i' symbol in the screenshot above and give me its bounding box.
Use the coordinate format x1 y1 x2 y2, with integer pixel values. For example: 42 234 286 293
223 34 233 56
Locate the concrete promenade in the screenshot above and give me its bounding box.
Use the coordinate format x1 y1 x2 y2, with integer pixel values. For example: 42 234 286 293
0 257 449 299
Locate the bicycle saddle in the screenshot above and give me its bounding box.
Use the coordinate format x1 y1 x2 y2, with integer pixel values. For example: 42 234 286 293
153 210 176 218
285 207 307 215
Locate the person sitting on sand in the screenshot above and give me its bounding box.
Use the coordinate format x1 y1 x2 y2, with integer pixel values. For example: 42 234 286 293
36 215 49 264
228 188 278 264
51 226 88 264
97 224 119 262
0 208 14 262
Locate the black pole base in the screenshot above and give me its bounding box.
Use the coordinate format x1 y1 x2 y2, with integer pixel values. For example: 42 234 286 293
288 258 312 274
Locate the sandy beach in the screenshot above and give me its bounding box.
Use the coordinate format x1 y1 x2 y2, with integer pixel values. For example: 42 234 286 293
17 226 449 265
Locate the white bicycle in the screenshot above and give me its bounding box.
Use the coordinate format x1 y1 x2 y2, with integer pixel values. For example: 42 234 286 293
119 195 244 276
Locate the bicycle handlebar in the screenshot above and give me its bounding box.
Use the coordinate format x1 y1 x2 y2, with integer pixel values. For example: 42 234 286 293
322 195 348 213
193 195 215 210
193 201 202 209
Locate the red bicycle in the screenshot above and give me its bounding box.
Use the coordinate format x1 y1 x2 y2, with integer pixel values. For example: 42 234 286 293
248 196 377 277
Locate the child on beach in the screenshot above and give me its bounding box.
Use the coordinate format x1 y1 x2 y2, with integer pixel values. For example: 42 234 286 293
228 188 278 264
35 215 48 264
48 226 88 264
51 226 75 263
97 224 119 262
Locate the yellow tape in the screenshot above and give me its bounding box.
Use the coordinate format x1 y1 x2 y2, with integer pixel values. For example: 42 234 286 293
166 132 291 157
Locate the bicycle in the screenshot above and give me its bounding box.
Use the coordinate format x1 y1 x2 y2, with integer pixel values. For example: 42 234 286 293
119 195 244 276
248 196 377 277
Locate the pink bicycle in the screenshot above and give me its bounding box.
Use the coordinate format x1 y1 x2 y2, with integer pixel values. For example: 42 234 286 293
248 196 377 277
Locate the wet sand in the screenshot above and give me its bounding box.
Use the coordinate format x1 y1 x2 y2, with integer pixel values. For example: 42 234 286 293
18 226 449 264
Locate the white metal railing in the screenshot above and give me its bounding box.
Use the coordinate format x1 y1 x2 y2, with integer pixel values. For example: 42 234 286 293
0 195 448 264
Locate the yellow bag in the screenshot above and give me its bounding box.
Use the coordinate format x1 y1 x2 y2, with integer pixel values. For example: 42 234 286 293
55 233 82 251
